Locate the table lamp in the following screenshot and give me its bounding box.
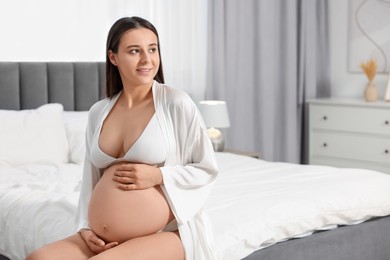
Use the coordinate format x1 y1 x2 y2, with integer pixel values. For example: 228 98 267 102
198 100 230 151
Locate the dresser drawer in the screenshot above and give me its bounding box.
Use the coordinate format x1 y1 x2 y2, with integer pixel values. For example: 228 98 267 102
311 132 390 165
310 104 390 135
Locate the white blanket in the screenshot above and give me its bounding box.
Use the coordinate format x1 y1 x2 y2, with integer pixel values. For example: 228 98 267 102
1 153 390 260
0 163 82 260
205 153 390 259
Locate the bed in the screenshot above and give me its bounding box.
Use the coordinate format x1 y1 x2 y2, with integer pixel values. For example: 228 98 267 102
1 62 390 260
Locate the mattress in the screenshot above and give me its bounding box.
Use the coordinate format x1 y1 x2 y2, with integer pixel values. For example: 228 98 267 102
203 152 390 259
242 215 390 260
2 152 390 259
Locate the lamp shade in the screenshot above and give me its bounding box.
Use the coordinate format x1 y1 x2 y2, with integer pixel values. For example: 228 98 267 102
198 100 230 128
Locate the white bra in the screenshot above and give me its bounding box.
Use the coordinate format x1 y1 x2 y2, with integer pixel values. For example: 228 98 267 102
90 113 167 169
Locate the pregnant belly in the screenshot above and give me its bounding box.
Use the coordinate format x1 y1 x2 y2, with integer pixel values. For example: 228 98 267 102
88 171 174 243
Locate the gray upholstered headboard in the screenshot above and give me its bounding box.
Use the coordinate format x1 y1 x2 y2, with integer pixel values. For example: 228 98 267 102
0 62 105 111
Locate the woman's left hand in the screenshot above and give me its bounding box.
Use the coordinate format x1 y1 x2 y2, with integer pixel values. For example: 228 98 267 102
110 163 163 190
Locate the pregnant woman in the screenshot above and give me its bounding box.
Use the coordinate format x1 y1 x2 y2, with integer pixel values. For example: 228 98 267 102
26 16 218 260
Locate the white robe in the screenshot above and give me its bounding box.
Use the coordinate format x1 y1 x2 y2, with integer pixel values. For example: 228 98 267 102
75 81 219 259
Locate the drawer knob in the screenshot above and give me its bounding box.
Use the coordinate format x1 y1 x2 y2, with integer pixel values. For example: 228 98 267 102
385 120 389 125
322 143 327 147
385 149 389 154
322 116 327 121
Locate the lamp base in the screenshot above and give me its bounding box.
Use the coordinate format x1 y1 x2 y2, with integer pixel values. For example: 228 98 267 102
207 127 225 152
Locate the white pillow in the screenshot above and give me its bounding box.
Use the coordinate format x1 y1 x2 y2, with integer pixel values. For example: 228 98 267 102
63 111 88 164
0 104 69 165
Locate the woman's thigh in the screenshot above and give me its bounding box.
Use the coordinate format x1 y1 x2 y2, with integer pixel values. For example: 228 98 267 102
90 231 184 260
25 234 95 260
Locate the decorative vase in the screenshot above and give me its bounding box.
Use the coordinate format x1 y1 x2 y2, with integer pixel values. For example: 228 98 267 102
364 81 378 102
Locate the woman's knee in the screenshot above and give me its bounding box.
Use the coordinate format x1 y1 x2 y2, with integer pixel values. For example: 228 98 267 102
25 248 51 260
25 234 92 260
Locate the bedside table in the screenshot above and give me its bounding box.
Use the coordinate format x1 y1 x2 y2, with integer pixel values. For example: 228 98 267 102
308 98 390 174
223 148 261 159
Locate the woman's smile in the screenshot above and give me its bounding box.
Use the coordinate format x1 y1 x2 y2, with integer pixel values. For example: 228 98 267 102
137 67 153 73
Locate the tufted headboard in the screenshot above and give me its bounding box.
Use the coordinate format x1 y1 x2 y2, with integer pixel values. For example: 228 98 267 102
0 62 106 111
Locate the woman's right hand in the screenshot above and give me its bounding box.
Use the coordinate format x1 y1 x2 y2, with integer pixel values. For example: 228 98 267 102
78 228 118 254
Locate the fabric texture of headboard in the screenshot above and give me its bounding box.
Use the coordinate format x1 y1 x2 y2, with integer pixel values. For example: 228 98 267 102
0 62 105 111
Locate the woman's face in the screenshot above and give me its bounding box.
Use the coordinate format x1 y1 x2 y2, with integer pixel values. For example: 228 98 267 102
109 28 160 88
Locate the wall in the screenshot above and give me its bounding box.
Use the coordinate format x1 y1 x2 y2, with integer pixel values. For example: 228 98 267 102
0 1 111 61
2 1 387 101
329 0 389 99
0 0 208 102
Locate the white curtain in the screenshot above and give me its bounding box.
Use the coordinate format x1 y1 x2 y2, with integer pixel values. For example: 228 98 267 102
0 0 208 100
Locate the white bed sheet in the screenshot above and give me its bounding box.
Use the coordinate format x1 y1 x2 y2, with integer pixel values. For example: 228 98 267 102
204 153 390 259
0 163 82 260
1 153 390 260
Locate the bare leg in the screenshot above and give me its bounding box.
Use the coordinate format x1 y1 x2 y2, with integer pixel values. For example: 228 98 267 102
90 231 184 260
25 233 95 260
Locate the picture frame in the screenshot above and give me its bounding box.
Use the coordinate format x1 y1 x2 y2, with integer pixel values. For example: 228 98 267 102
348 0 390 73
385 71 390 102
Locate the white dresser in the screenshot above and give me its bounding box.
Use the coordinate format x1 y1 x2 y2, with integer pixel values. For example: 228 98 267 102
308 98 390 174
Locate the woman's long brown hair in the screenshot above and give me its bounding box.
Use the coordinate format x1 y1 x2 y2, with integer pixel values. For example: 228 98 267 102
105 16 165 98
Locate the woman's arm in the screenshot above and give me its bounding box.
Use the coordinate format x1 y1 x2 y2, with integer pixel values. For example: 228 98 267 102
159 90 219 224
75 103 119 253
